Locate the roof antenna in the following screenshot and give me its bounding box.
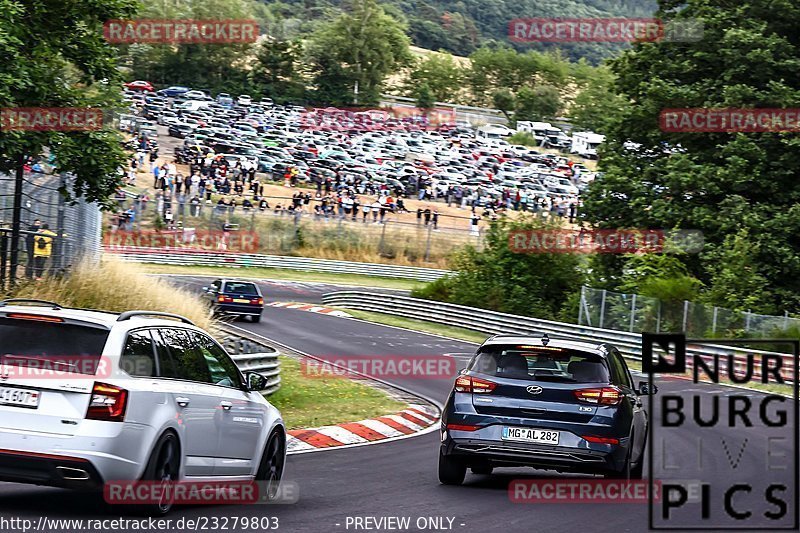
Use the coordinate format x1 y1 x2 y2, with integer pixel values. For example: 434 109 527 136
541 333 550 346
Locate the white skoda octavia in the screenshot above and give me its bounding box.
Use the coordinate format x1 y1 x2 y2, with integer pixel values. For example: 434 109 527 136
0 299 285 515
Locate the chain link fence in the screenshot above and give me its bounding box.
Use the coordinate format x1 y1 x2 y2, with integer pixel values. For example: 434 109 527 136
579 285 800 337
0 171 102 285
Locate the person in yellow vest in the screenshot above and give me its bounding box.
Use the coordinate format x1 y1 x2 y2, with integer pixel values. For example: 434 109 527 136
33 223 57 280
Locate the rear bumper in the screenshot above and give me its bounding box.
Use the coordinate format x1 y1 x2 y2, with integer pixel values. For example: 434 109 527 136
0 449 104 489
215 304 263 316
441 434 626 474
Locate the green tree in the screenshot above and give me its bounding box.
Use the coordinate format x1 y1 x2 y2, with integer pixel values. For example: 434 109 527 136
0 0 137 205
414 83 435 110
251 39 306 102
412 217 584 319
568 66 626 133
123 0 259 94
305 0 412 105
515 84 562 121
405 53 463 102
492 89 516 122
582 0 800 314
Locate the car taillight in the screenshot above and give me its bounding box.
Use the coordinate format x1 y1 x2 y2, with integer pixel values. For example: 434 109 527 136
218 295 233 303
574 386 622 405
582 435 620 445
454 376 496 394
446 423 481 432
252 297 264 305
86 382 128 422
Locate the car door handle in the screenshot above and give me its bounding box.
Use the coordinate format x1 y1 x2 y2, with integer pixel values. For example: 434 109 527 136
220 401 233 411
175 397 191 407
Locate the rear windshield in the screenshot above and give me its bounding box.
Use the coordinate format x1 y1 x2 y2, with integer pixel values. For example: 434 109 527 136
223 282 258 295
468 344 610 383
0 318 109 375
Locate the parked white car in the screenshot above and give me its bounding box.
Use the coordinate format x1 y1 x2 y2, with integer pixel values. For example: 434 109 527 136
0 300 285 515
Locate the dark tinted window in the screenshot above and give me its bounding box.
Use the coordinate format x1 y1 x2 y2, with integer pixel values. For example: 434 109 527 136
190 332 242 388
468 344 611 383
157 328 212 383
0 317 108 375
121 330 156 377
223 282 258 295
608 349 633 388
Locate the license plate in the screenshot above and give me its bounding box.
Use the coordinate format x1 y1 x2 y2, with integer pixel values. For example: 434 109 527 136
233 298 250 304
0 386 40 409
502 427 559 445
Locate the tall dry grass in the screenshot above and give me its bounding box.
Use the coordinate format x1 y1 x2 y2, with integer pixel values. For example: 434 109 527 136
8 259 215 332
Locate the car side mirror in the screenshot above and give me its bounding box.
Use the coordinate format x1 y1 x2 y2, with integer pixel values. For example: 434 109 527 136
639 381 658 395
245 371 269 391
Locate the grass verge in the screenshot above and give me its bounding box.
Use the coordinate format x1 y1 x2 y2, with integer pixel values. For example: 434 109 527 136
134 263 424 291
268 356 405 430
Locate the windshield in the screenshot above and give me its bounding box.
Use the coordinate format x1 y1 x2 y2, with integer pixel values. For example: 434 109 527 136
468 344 610 383
223 282 259 295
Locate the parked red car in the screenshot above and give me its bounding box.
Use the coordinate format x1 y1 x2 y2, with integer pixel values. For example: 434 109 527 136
124 80 154 92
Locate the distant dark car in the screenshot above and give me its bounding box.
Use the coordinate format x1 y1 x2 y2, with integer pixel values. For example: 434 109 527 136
439 334 655 485
157 86 190 98
168 123 195 138
204 279 264 322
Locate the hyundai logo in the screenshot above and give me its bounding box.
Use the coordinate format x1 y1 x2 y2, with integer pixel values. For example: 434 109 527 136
526 385 543 395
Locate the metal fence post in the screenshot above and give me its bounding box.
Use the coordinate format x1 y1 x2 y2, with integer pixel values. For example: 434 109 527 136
578 286 585 325
656 301 662 333
784 311 789 331
629 293 637 332
682 300 689 332
745 309 751 332
599 289 607 329
379 220 387 255
424 223 433 261
712 306 718 334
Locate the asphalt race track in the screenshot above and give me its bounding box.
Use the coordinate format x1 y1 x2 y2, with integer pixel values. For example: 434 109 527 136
0 277 795 532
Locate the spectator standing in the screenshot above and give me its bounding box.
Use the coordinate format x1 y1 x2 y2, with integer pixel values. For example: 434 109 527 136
33 224 56 279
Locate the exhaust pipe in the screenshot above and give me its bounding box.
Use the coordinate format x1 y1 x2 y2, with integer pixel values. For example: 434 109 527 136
56 466 90 481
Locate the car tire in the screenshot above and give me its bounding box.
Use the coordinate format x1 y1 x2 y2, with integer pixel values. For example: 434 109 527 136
131 431 180 516
438 450 466 485
256 431 286 500
606 434 643 480
251 315 261 323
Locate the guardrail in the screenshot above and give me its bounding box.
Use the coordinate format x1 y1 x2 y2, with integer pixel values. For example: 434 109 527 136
104 246 451 282
219 332 281 395
321 291 796 382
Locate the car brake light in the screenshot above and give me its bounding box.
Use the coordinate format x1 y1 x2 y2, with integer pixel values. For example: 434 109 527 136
218 295 233 303
86 382 128 422
6 313 64 323
454 376 496 394
574 387 622 405
446 423 481 432
252 297 264 305
582 435 620 445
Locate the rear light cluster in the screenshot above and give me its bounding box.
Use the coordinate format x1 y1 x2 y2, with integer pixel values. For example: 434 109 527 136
583 435 620 445
574 387 622 405
86 382 128 422
218 295 233 303
253 297 264 305
446 423 481 432
454 375 496 394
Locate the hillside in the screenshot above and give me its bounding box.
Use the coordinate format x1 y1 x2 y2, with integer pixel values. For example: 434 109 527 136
264 0 658 63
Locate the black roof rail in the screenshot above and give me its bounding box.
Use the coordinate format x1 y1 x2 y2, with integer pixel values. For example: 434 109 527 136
0 299 62 310
116 311 194 325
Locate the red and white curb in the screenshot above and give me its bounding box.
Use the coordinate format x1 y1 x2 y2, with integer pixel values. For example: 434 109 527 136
269 301 352 318
286 404 440 454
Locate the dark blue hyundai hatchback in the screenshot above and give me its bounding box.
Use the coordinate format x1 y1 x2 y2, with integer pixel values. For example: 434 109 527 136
439 334 657 484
